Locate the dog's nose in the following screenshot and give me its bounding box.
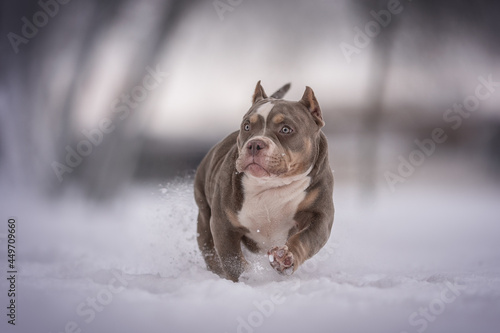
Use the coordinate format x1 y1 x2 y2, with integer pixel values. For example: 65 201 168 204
247 140 268 156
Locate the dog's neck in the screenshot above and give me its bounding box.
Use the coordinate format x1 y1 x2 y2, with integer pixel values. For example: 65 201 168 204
241 165 313 195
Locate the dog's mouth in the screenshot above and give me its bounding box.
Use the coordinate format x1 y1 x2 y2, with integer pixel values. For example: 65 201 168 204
245 162 270 178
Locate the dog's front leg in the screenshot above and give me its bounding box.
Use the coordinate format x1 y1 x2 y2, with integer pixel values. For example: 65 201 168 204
210 219 247 282
268 209 333 275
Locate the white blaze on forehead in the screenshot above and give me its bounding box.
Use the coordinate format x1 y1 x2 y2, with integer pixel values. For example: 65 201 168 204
243 102 278 157
256 102 274 121
255 102 274 134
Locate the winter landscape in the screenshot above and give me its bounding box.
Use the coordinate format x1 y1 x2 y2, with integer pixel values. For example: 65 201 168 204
1 152 500 333
1 0 500 332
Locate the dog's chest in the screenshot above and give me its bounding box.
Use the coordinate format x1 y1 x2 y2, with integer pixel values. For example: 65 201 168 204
238 176 310 250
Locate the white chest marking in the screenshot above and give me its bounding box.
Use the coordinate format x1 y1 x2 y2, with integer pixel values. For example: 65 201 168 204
238 173 311 251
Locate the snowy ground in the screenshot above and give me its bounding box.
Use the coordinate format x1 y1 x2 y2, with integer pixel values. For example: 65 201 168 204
1 155 500 333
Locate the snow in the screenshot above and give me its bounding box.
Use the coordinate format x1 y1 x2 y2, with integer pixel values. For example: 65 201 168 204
1 160 500 333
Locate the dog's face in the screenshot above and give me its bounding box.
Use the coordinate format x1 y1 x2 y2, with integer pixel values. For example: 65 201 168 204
235 82 325 180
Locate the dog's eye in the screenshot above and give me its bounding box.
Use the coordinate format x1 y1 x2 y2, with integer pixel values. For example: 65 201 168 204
280 126 293 134
244 124 251 131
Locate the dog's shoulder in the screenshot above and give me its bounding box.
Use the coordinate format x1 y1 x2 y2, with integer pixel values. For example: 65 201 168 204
194 131 240 202
201 131 238 172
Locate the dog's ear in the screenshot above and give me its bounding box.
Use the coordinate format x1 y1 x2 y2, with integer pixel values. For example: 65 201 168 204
252 80 268 104
299 86 324 128
270 83 291 99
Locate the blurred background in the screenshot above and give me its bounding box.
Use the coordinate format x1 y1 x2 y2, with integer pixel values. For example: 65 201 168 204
1 0 500 199
1 2 500 332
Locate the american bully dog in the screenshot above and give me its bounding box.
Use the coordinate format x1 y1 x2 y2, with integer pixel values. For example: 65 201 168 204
194 81 334 282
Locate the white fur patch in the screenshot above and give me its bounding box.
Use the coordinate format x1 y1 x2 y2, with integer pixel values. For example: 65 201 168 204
256 102 274 134
244 165 313 187
238 169 312 251
256 102 274 119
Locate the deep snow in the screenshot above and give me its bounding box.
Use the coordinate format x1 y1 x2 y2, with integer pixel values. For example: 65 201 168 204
1 158 500 333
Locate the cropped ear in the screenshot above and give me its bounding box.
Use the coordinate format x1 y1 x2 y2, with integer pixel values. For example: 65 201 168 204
299 86 324 128
252 80 268 104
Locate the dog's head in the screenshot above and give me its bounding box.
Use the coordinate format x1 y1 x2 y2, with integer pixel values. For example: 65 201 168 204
235 81 325 181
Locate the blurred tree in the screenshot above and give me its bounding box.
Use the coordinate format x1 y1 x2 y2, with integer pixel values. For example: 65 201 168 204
1 0 200 200
353 0 500 199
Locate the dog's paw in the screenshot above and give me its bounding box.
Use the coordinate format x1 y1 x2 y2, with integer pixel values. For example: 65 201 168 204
267 245 294 276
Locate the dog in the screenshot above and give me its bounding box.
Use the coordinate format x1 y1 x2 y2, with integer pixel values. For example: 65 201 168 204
194 81 334 282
